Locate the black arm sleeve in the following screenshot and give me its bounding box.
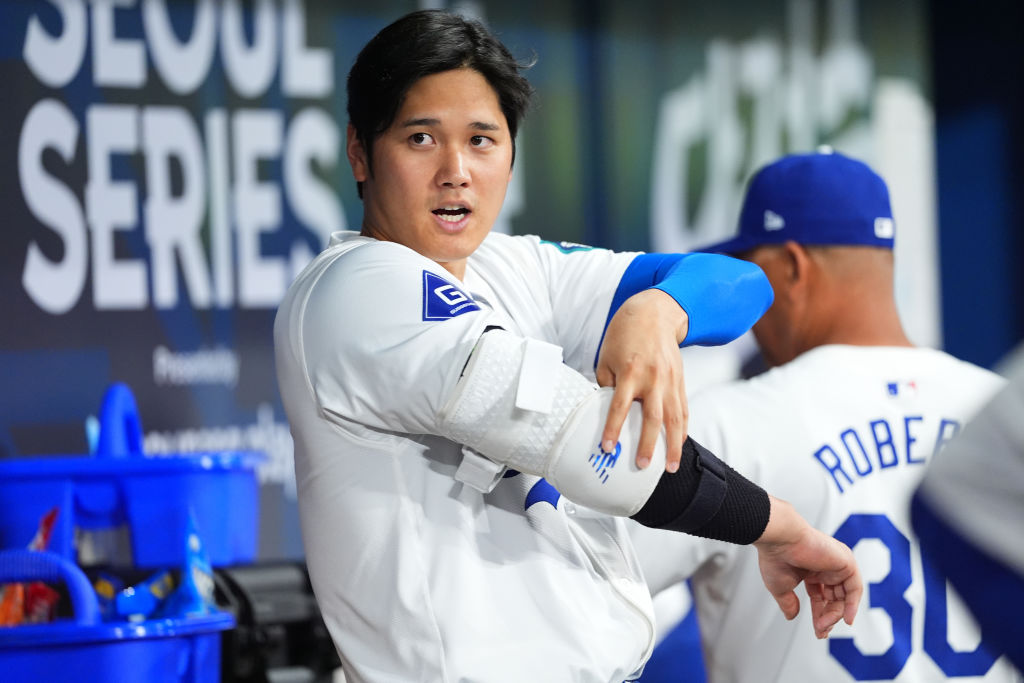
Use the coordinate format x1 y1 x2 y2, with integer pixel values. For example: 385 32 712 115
630 437 770 544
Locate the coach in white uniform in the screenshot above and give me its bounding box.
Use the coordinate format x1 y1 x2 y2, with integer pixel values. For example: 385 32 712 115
275 12 863 683
633 151 1018 682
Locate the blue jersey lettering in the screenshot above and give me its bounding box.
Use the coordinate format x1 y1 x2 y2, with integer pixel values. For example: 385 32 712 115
841 428 873 477
814 416 963 494
814 445 854 494
871 419 899 468
905 416 926 465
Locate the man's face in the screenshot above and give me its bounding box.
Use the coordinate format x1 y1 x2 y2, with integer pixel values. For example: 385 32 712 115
348 68 513 279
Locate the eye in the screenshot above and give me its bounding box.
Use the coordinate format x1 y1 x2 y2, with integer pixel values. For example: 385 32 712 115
470 135 494 148
409 132 434 146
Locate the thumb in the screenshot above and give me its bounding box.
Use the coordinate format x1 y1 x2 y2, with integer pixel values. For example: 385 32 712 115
773 590 800 621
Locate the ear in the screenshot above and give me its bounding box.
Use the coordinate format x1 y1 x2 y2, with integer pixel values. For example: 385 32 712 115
346 124 369 182
781 240 812 288
779 240 823 316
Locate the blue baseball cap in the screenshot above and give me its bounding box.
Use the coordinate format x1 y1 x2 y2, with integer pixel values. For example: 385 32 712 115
699 149 895 255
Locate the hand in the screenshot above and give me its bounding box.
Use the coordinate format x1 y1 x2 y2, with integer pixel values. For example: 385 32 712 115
595 289 689 473
753 496 862 638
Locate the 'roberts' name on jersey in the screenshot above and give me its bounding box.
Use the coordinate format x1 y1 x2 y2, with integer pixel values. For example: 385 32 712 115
813 415 962 494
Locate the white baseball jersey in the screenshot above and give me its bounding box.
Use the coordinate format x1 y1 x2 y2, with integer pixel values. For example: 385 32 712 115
274 230 656 682
632 345 1017 682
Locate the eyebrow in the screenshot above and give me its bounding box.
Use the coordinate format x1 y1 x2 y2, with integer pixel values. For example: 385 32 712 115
399 117 501 132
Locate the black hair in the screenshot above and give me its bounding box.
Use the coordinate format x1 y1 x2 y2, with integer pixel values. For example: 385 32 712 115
347 10 535 198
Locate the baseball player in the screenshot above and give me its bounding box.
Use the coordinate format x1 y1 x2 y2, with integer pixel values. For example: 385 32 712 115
633 151 1017 682
913 343 1024 673
274 12 862 682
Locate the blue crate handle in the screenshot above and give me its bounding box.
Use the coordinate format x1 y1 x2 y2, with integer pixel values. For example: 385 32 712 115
0 550 100 625
96 382 143 458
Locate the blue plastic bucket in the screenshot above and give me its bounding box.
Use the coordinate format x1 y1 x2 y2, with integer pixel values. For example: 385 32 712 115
0 450 264 568
0 550 234 683
0 383 265 568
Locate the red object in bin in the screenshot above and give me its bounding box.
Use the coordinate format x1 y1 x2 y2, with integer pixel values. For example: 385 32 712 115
0 549 233 683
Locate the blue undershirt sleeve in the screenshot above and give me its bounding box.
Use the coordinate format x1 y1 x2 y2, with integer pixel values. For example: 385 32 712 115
596 252 772 366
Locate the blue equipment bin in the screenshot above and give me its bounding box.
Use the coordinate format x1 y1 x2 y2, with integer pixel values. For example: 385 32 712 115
0 451 265 569
0 383 266 568
0 549 234 683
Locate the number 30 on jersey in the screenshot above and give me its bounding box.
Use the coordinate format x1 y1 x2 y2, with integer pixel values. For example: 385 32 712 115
829 513 998 680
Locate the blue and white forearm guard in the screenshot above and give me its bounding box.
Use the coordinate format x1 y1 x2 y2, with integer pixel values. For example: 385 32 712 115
439 330 666 516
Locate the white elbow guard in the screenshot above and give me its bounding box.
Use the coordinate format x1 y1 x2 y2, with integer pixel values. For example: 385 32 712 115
439 330 665 516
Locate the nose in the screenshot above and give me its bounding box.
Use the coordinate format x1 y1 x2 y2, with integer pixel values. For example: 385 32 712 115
437 147 469 188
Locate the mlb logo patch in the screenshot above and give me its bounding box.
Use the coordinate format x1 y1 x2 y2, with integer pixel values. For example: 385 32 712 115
875 217 895 239
422 270 480 321
886 379 918 397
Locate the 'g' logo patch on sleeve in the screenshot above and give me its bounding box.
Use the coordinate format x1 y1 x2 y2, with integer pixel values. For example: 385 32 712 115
422 270 481 321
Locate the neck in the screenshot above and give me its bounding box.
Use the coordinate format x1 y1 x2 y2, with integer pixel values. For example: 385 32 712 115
804 281 913 352
359 224 468 281
805 246 912 351
441 260 467 281
811 306 913 349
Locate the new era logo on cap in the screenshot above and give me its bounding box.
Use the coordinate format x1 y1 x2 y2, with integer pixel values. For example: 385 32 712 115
764 210 785 231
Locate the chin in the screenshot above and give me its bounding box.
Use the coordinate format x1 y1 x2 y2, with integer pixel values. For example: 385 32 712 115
437 235 484 258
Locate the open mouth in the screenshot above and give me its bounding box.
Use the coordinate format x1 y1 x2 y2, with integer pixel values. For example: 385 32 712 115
432 206 471 223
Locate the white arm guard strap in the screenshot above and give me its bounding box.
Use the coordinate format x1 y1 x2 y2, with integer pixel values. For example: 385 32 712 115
439 330 666 516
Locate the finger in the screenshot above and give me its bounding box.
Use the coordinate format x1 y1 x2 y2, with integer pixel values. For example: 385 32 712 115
601 383 634 458
635 394 664 470
807 576 852 638
663 395 684 474
595 362 615 389
677 356 689 445
812 546 862 627
817 581 839 603
812 596 845 638
843 577 862 626
771 590 800 621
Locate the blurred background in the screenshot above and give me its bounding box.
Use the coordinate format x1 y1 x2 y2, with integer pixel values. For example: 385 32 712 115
0 0 1020 566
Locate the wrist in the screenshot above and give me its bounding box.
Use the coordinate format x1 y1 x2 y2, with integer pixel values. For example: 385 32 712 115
754 495 805 548
642 288 690 345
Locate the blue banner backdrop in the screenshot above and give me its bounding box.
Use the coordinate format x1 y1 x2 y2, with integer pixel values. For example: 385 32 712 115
0 0 936 560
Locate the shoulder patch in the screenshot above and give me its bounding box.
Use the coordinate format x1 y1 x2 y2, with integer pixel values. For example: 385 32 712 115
540 239 595 253
422 270 480 321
